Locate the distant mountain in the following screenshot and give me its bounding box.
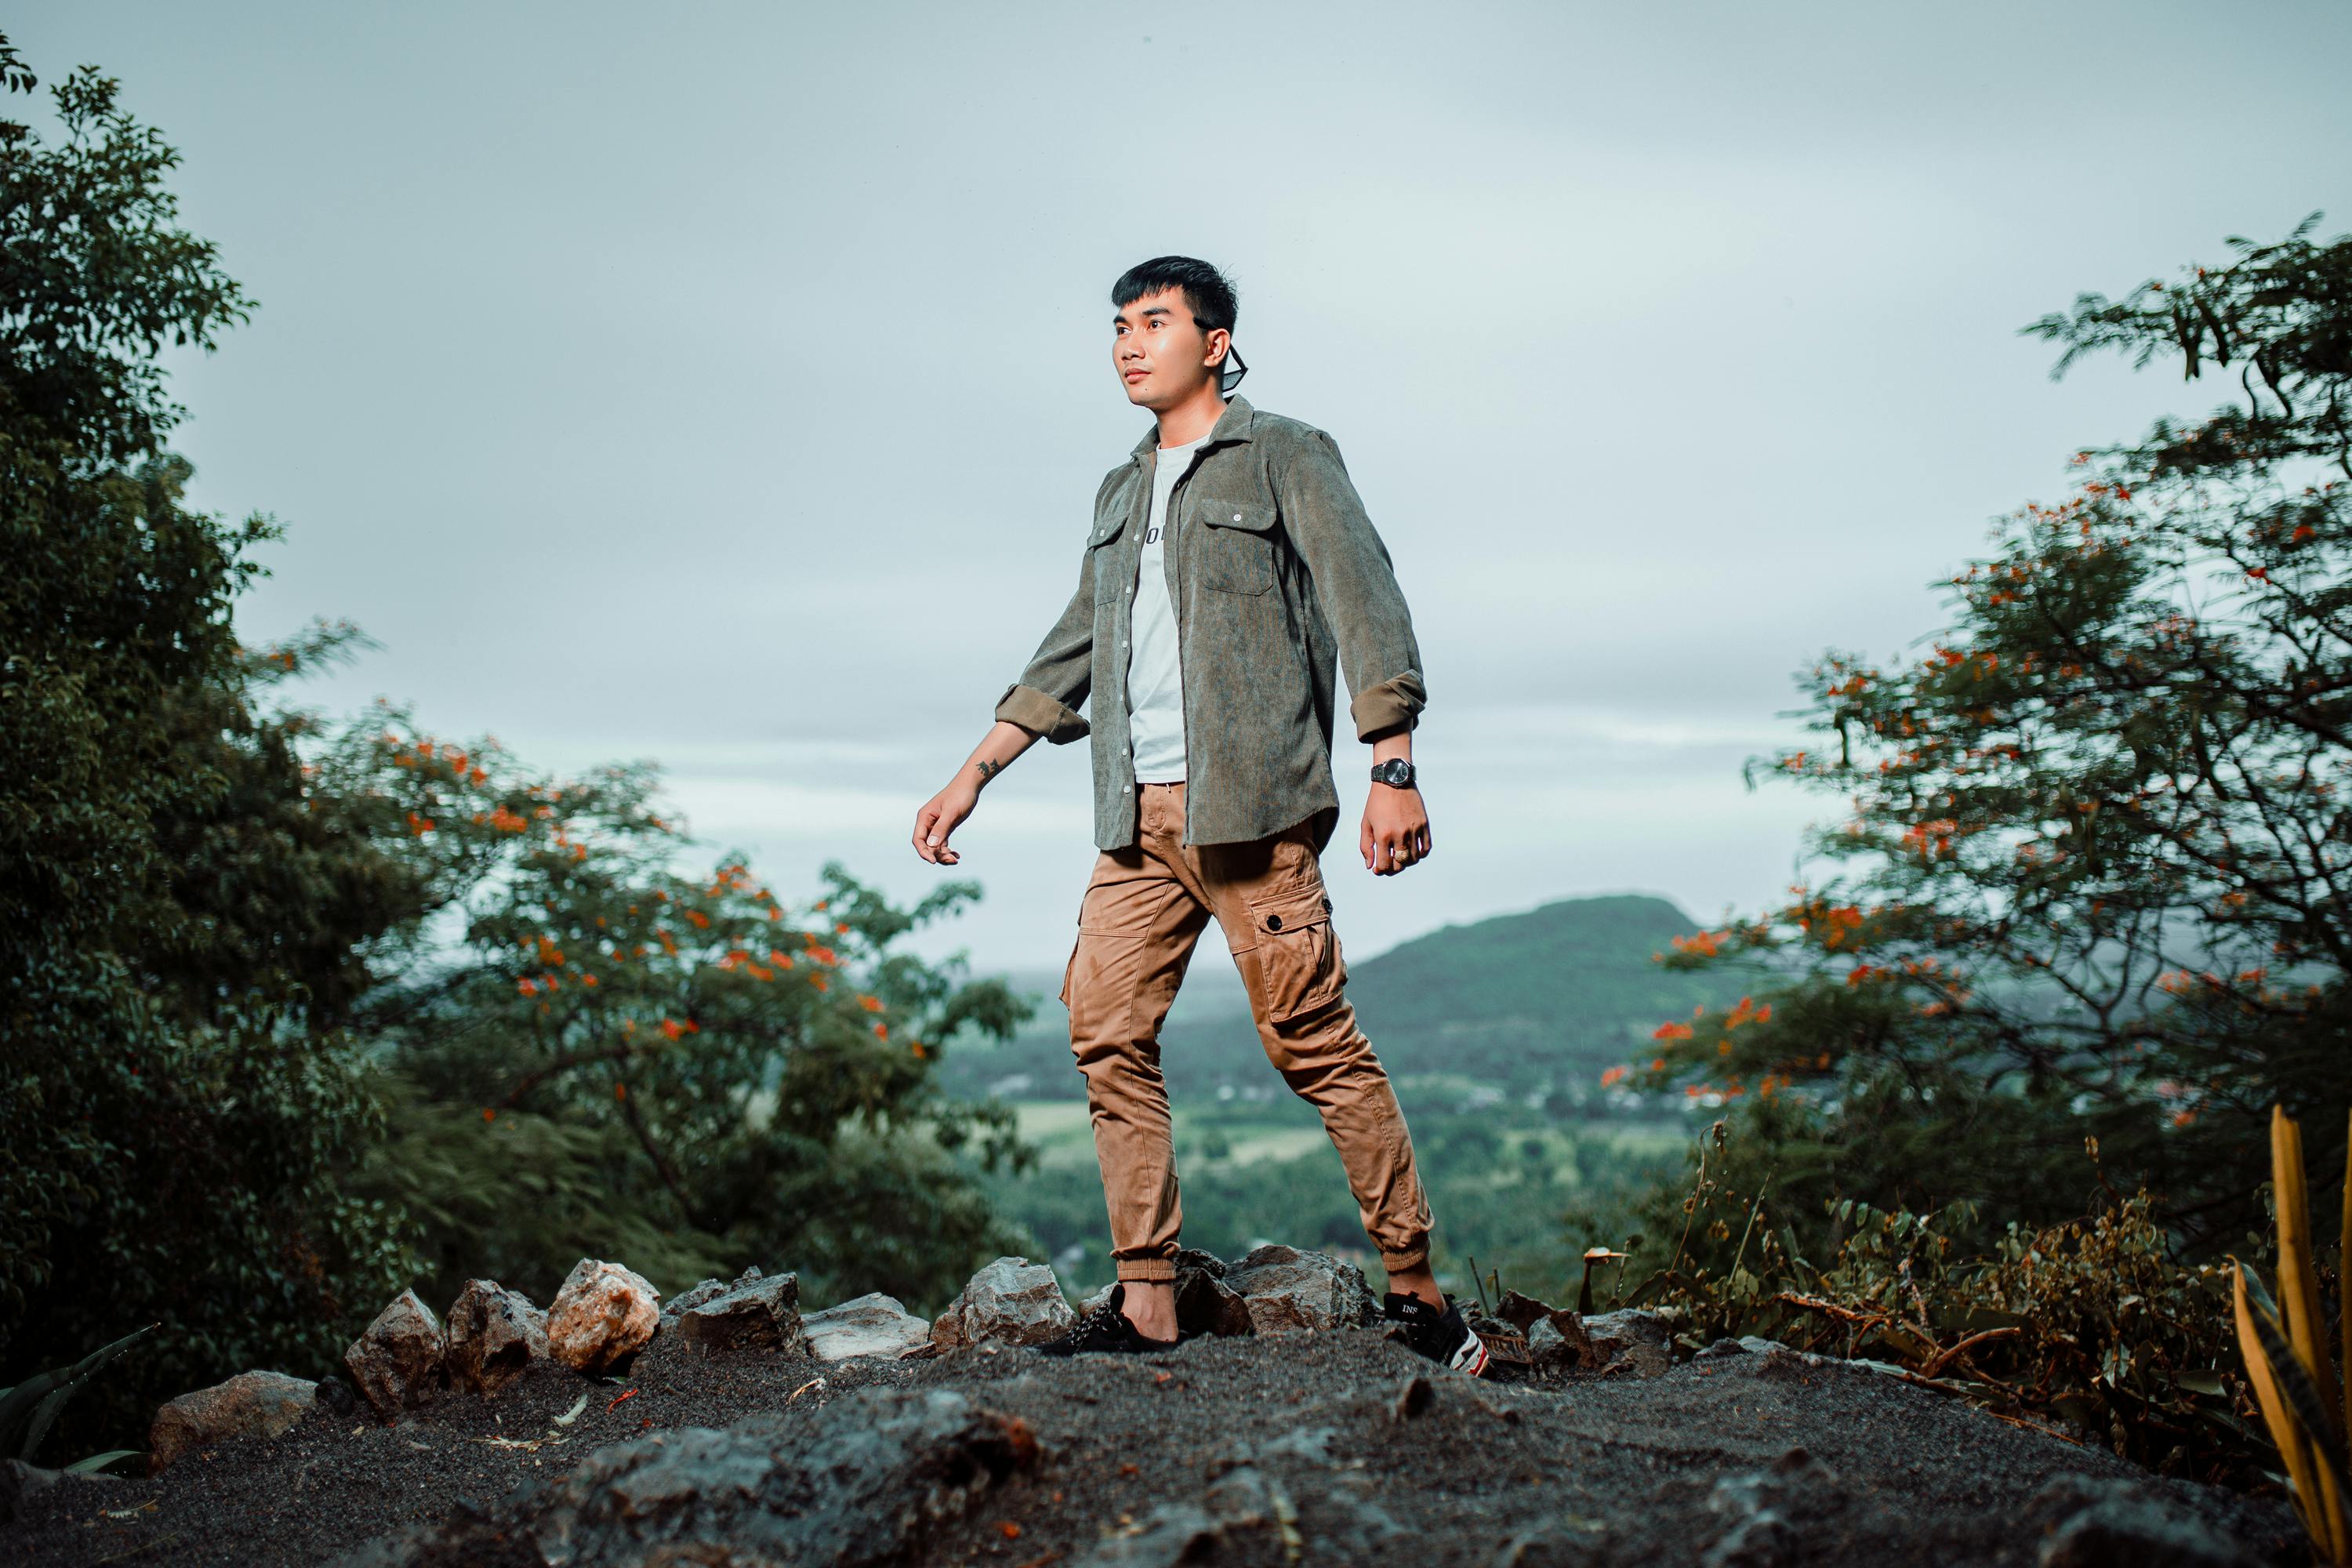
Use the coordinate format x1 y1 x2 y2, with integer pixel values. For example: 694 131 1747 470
1338 893 1763 1090
938 892 1766 1103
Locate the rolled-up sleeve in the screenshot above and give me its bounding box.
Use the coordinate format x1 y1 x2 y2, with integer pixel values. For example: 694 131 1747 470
994 551 1096 744
1274 428 1427 740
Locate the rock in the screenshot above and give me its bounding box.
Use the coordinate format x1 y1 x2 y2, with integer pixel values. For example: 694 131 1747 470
354 1387 1040 1566
148 1369 316 1473
1082 1501 1221 1566
801 1292 931 1362
931 1257 1073 1350
1548 1312 1599 1369
1694 1334 1798 1360
342 1289 447 1416
443 1279 549 1396
1086 1422 1399 1565
1221 1243 1380 1333
2031 1475 2265 1568
1494 1288 1558 1330
673 1272 804 1356
1582 1306 1675 1377
314 1374 358 1417
1176 1266 1254 1338
1174 1246 1229 1278
931 1298 967 1349
658 1265 763 1324
1526 1317 1584 1374
547 1258 661 1374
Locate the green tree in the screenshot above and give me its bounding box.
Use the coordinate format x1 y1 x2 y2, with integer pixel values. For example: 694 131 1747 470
1601 215 2350 1276
333 708 1038 1312
0 45 417 1452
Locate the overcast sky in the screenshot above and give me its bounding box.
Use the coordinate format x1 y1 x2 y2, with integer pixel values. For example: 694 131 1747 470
17 1 2352 979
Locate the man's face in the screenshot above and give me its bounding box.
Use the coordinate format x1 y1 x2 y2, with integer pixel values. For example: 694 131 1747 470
1112 287 1227 409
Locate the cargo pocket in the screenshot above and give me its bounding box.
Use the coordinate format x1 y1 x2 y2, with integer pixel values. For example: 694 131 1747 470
1247 884 1347 1023
1064 924 1145 1049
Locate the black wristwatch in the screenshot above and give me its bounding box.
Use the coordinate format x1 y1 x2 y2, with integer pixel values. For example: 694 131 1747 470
1370 758 1417 789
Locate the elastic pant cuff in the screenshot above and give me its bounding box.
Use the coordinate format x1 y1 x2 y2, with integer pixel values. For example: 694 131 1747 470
1115 1258 1178 1283
1378 1243 1430 1276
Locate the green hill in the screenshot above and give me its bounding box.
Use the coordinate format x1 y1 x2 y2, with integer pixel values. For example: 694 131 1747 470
942 892 1766 1105
1336 892 1763 1093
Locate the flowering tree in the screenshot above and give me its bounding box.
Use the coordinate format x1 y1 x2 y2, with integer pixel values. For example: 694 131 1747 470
1624 216 2350 1262
336 707 1036 1310
0 49 416 1455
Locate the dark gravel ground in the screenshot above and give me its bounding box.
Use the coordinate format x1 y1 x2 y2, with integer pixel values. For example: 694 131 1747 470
3 1327 2310 1568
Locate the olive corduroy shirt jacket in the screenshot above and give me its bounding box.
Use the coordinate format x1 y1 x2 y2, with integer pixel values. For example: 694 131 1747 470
993 394 1428 855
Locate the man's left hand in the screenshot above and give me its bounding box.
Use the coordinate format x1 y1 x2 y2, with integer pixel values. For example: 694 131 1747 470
1362 785 1431 875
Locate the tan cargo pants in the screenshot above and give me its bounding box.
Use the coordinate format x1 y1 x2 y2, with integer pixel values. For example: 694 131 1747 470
1059 780 1435 1283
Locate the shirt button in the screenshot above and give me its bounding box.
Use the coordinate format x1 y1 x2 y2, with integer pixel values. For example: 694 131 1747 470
1232 512 1242 521
1266 913 1284 931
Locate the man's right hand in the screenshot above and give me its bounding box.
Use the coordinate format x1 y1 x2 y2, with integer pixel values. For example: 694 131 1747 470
913 780 980 865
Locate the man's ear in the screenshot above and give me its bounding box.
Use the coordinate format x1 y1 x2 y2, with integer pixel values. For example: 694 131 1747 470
1203 326 1231 369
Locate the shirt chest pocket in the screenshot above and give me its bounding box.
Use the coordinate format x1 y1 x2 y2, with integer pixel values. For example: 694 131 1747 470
1191 497 1277 595
1088 517 1130 602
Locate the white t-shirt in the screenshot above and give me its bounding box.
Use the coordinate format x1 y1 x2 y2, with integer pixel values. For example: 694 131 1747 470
1126 434 1208 782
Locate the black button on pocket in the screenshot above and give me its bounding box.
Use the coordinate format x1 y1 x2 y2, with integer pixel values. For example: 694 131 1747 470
1266 913 1284 930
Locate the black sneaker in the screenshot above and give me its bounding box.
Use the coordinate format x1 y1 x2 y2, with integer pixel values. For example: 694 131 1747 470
1033 1283 1182 1357
1383 1291 1491 1376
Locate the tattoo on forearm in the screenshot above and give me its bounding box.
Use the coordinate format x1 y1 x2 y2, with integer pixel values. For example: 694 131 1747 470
974 758 1003 787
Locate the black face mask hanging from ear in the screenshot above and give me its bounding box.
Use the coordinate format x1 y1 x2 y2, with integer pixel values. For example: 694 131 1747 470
1218 343 1248 396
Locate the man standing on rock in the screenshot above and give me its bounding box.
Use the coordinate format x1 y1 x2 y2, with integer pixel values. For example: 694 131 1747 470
913 256 1488 1376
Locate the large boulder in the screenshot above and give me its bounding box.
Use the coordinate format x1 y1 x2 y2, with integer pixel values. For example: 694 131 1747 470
444 1279 550 1396
547 1259 660 1374
148 1370 315 1472
802 1293 931 1362
342 1290 447 1416
931 1257 1074 1349
671 1272 805 1356
1220 1244 1381 1334
1582 1307 1675 1377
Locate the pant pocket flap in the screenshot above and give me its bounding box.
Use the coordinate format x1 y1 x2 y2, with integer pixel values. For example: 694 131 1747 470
1247 885 1334 938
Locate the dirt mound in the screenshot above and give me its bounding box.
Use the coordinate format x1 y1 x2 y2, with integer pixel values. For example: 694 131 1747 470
1 1326 2304 1567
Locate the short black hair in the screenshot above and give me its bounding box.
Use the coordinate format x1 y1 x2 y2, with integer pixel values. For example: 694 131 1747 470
1111 255 1238 339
